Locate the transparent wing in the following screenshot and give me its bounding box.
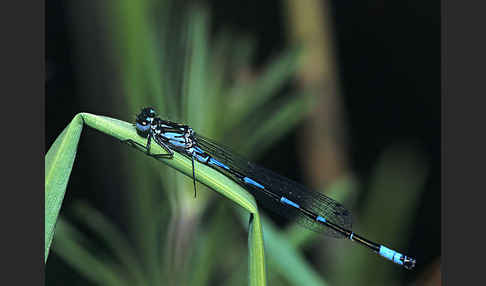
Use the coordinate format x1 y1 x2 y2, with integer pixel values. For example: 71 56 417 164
194 133 352 238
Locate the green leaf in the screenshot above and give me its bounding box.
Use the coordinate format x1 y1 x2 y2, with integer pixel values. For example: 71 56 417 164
226 48 302 128
263 217 327 286
71 202 147 285
248 214 267 286
182 6 211 128
52 219 127 286
236 208 326 286
81 113 258 211
239 92 312 157
45 114 83 261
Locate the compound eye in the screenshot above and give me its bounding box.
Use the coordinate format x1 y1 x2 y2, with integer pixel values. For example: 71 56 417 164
136 122 151 132
143 107 156 117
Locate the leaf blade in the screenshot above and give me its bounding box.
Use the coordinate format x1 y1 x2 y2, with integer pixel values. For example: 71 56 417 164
45 115 83 261
46 113 267 286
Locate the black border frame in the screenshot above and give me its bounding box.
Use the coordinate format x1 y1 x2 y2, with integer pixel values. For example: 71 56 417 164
443 0 486 284
2 0 45 285
3 0 486 284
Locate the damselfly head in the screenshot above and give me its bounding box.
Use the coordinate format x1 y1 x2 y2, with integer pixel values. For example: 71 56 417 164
135 107 157 137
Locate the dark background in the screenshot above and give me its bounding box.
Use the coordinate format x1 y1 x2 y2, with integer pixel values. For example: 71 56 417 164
46 0 440 284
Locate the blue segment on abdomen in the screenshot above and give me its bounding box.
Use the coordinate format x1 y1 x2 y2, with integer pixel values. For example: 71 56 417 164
280 197 300 208
243 177 265 189
208 158 230 170
316 216 326 223
379 246 404 265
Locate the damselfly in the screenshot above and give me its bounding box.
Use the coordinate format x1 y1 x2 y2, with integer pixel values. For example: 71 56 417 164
124 107 416 270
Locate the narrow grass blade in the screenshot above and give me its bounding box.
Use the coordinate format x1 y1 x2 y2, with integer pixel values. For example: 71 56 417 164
46 112 267 285
226 49 301 128
80 112 258 212
239 92 312 157
263 217 328 286
182 7 211 128
237 209 326 286
189 204 238 286
52 219 127 286
45 115 83 261
248 214 267 286
71 202 147 285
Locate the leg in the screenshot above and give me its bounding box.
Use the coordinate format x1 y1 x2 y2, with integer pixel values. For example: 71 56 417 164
147 136 175 159
122 138 174 159
121 139 149 153
192 154 197 198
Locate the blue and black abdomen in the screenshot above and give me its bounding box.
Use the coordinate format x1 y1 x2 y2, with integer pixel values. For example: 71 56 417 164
194 133 352 238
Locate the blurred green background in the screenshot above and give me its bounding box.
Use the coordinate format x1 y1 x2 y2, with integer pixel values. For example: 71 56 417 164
46 0 440 285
